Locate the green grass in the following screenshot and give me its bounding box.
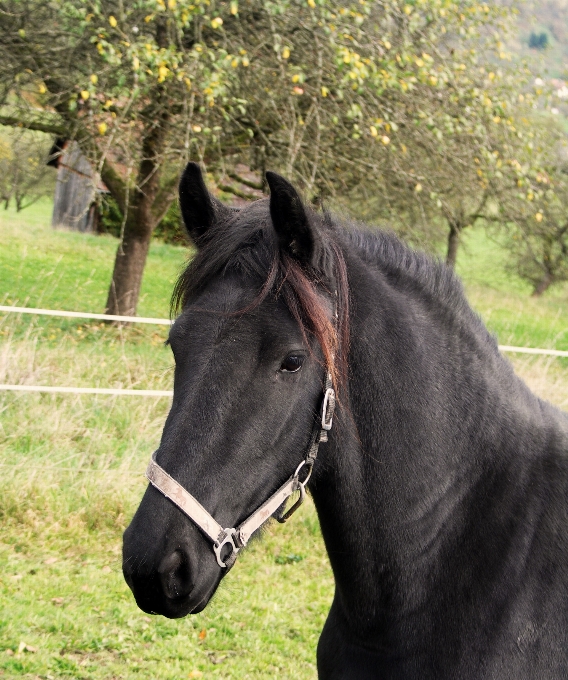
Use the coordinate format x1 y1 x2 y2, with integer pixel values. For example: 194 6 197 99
0 199 182 395
1 201 568 679
0 201 332 679
0 198 188 320
0 484 330 679
457 227 568 352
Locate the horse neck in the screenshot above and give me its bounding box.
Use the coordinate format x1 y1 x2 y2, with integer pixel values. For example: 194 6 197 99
310 244 568 643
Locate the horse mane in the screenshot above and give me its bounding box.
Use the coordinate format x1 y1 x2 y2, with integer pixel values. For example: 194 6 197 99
341 222 467 313
340 221 499 352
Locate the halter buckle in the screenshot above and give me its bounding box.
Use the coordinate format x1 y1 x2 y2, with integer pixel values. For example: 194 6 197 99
321 387 335 431
213 528 240 568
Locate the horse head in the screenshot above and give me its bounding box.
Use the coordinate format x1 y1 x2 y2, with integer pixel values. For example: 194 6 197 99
122 163 344 618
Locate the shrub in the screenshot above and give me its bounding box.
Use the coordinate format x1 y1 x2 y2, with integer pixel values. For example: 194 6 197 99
529 32 549 50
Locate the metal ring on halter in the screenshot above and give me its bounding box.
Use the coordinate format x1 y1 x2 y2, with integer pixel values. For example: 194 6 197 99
276 460 313 524
213 529 240 568
294 459 314 486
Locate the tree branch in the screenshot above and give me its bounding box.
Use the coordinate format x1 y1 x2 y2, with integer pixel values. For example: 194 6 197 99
217 183 257 200
227 170 264 191
100 158 128 216
0 111 65 136
151 175 179 223
0 107 133 217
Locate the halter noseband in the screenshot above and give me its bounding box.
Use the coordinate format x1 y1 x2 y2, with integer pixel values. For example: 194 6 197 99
146 372 335 569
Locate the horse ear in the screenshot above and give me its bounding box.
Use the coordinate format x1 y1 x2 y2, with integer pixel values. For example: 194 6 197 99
266 171 314 263
179 162 232 243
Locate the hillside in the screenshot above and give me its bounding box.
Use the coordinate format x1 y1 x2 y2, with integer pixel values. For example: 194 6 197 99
513 0 568 79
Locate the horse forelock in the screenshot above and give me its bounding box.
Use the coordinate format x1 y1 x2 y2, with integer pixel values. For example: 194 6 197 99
171 201 350 396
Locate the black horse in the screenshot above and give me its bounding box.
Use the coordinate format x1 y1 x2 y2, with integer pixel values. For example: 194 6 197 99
123 163 568 679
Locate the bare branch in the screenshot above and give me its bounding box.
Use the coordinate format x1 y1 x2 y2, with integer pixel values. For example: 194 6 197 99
152 175 179 223
0 111 65 136
217 183 257 200
100 158 128 216
227 171 264 191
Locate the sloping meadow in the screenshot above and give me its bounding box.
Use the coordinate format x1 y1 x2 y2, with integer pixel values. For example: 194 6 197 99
0 321 331 679
0 205 332 679
2 204 568 678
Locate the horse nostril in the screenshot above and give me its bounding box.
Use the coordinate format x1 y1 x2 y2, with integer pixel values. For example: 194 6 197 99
158 549 194 600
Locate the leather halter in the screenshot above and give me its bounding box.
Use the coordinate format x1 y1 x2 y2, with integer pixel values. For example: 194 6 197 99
146 372 336 569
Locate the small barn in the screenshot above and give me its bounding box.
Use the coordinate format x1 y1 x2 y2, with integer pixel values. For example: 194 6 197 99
48 139 107 232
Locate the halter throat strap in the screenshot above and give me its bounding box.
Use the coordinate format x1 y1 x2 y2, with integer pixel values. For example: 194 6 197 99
146 372 335 569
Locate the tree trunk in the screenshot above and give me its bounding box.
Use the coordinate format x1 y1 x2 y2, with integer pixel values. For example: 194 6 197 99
105 209 155 316
446 223 461 268
104 88 170 316
531 272 554 297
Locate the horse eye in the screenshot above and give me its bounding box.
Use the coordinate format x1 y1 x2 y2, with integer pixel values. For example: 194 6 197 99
280 355 305 373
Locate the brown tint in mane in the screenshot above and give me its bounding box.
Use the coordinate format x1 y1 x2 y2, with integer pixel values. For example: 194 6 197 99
171 202 350 396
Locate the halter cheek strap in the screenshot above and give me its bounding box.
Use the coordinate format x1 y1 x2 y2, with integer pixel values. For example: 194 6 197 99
146 372 335 569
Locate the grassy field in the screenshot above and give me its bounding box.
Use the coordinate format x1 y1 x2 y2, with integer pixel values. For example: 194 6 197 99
456 227 568 354
1 201 568 679
1 199 187 320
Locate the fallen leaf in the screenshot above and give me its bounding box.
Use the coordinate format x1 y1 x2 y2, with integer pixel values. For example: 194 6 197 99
188 672 203 679
5 649 13 656
101 565 111 573
51 597 64 606
44 557 57 565
198 628 207 640
81 585 90 592
17 641 36 653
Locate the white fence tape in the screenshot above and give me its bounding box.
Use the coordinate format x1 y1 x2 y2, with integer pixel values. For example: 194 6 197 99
1 305 568 362
0 464 146 473
0 384 172 397
0 305 172 325
499 345 568 358
0 305 568 406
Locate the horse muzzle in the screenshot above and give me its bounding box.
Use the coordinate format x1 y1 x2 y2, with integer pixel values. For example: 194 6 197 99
122 522 221 618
